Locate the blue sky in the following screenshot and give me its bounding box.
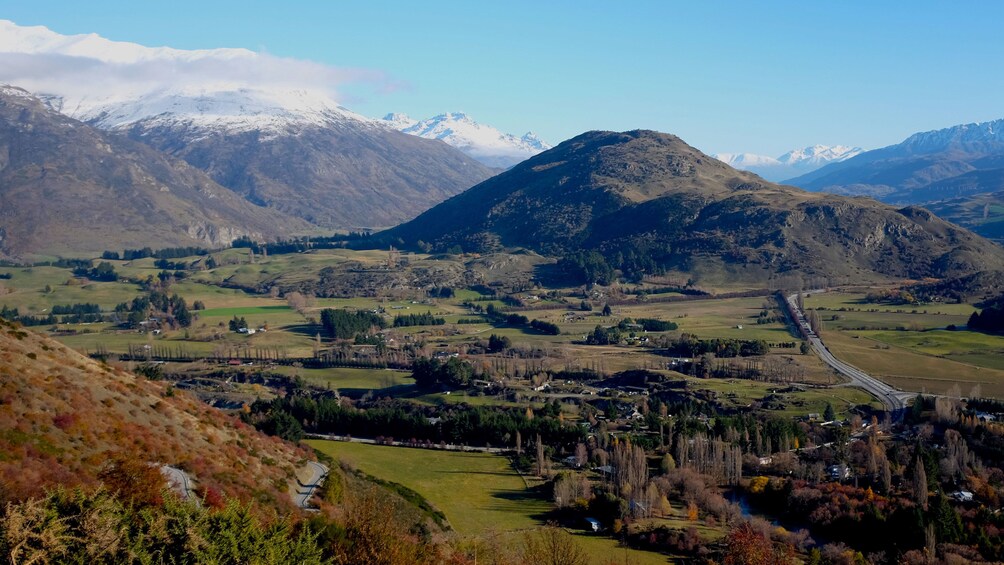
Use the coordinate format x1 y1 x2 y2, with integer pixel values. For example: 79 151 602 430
5 1 1004 155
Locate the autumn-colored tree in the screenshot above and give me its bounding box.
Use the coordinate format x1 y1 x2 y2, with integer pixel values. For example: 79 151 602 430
686 501 699 521
521 525 588 565
912 457 929 510
723 521 796 565
97 455 165 507
333 485 436 565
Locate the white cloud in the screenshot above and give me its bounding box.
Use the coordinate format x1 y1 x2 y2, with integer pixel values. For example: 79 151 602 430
0 20 397 123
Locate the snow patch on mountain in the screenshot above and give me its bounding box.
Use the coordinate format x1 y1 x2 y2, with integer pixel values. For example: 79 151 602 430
897 118 1004 154
715 153 781 168
382 111 551 168
778 145 863 165
715 145 863 182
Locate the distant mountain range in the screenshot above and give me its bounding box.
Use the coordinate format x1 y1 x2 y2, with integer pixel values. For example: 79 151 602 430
785 119 1004 241
381 112 551 169
0 20 495 233
715 145 863 182
381 130 1004 284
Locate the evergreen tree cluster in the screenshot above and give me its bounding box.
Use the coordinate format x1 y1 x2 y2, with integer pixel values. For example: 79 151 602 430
319 309 387 339
636 318 678 331
392 311 445 327
246 395 585 448
663 334 770 358
72 261 118 282
557 251 614 286
229 316 249 332
968 304 1004 332
103 246 210 261
1 302 111 326
412 357 474 389
115 291 192 328
529 319 561 335
487 334 512 353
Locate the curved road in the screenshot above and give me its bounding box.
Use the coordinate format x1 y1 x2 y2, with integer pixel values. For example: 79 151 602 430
160 465 198 505
292 461 329 510
786 292 912 422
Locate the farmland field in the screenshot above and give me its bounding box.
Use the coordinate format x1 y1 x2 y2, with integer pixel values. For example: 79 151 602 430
823 330 1004 397
308 440 673 564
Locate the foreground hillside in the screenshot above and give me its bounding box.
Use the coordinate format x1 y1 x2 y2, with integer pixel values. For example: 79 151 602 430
0 316 310 508
382 130 1004 284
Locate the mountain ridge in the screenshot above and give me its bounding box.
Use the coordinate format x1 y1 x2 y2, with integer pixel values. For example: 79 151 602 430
381 129 1004 284
715 144 862 182
0 86 307 259
786 118 1004 193
381 111 551 168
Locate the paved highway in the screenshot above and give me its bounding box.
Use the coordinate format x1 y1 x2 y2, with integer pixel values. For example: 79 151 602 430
786 291 913 422
292 461 329 510
160 465 198 505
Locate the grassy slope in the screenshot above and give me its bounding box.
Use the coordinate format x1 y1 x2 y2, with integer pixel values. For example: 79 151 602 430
0 319 313 508
308 441 671 565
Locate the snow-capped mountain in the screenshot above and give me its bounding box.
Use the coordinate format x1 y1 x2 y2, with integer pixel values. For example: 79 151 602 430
714 152 781 168
896 118 1004 155
777 145 863 166
382 112 551 168
715 145 863 182
787 118 1004 206
0 20 495 229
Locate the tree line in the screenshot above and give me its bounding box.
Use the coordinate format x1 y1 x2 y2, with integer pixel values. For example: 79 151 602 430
246 395 585 449
968 303 1004 332
320 308 386 339
392 311 445 327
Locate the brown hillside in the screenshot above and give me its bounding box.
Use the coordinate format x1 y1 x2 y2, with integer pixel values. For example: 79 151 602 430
0 318 312 508
0 86 309 259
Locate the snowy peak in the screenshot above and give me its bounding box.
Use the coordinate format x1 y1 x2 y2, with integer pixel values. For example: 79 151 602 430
381 112 418 130
898 118 1004 154
714 144 863 182
715 153 781 168
777 144 862 165
520 132 550 152
85 88 374 137
381 111 551 168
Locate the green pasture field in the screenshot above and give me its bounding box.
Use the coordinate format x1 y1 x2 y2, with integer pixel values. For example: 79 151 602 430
824 330 1004 397
274 366 414 391
409 391 543 409
0 267 143 312
307 441 671 565
857 329 1004 361
809 310 968 332
803 291 977 317
198 305 294 317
